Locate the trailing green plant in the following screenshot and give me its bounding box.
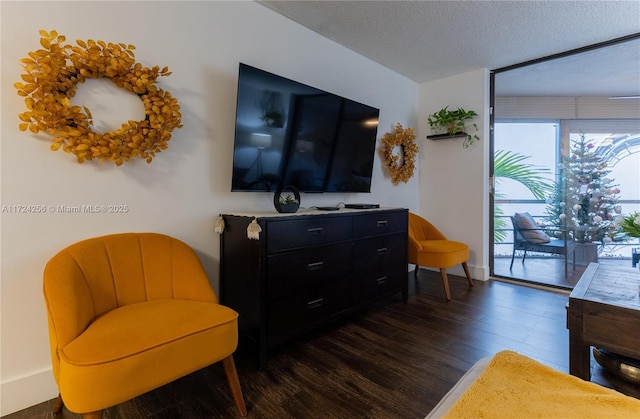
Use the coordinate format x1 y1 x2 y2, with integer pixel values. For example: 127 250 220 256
427 106 479 148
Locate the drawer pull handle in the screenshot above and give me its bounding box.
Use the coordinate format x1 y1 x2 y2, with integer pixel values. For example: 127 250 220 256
376 276 388 285
308 227 323 236
307 298 324 309
307 261 324 271
377 247 388 255
377 220 388 227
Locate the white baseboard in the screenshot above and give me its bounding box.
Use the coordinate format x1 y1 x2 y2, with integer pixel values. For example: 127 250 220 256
1 367 58 416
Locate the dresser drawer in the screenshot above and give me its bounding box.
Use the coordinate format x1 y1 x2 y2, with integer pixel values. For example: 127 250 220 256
353 269 406 303
266 216 352 251
352 234 406 273
352 210 407 239
267 279 350 345
267 243 352 297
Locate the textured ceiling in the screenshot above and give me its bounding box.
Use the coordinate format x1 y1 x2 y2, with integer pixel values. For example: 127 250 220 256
259 1 640 96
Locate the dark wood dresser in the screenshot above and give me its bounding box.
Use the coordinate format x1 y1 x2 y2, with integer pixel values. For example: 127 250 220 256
220 207 408 368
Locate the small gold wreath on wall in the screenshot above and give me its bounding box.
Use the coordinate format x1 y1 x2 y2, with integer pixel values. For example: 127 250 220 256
14 30 182 166
381 123 418 185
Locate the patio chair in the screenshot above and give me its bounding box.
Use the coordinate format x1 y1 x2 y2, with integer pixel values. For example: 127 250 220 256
510 212 576 278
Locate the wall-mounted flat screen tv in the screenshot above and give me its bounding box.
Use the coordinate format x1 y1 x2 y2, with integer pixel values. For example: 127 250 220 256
231 63 380 192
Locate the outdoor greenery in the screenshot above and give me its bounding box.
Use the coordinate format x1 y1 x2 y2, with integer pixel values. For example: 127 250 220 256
620 212 640 238
493 150 554 242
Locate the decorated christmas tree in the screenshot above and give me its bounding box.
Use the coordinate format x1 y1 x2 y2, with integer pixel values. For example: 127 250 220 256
545 133 622 243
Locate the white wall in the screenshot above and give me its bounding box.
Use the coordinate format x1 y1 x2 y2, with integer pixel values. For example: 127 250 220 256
0 1 418 414
418 69 490 281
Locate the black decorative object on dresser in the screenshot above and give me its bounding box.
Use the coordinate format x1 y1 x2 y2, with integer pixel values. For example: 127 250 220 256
220 208 408 368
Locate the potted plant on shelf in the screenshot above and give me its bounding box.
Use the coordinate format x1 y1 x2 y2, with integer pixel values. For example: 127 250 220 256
426 106 480 148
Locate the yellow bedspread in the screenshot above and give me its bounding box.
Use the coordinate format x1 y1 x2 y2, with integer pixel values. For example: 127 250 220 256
443 350 640 419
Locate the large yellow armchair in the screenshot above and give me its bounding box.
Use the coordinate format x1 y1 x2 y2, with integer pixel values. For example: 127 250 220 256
43 233 247 418
408 213 473 300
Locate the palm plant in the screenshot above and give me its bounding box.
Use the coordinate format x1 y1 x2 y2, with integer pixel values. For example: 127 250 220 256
494 150 555 242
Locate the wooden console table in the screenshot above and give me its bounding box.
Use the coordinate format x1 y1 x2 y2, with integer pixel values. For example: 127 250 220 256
567 263 640 380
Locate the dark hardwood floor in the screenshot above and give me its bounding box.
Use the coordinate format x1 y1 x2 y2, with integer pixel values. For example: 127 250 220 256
6 269 640 419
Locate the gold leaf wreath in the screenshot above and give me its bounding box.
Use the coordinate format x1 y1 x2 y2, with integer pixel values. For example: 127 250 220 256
381 123 418 185
14 30 182 166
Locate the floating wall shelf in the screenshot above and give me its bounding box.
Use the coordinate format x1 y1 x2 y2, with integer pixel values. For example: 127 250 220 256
426 132 468 140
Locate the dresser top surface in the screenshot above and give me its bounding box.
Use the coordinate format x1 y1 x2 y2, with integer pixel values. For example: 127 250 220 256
221 207 406 219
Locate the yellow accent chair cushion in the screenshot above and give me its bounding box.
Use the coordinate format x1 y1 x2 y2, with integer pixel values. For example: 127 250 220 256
408 213 473 300
43 233 247 418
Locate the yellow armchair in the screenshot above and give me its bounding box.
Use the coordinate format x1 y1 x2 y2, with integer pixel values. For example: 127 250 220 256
43 233 247 418
408 213 473 300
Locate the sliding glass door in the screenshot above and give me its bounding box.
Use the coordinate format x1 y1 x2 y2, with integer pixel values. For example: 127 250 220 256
492 121 559 284
490 35 640 289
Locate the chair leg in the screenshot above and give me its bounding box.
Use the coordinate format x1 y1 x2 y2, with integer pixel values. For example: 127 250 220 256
439 268 452 301
414 265 419 279
222 355 247 416
53 393 101 419
462 262 474 287
53 393 64 414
